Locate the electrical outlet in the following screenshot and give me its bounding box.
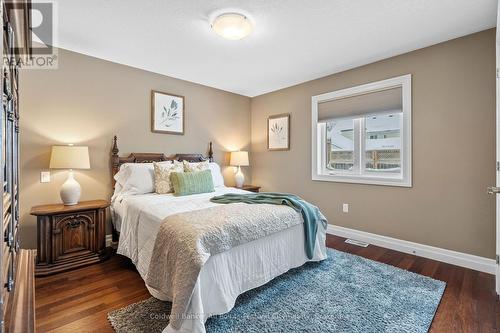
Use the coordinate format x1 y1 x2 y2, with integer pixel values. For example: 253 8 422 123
342 203 349 213
40 171 51 183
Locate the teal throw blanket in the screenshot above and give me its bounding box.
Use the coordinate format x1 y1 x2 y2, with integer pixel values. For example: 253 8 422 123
210 192 327 259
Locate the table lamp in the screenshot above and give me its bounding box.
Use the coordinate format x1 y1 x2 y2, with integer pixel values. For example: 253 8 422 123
49 145 90 205
230 151 249 188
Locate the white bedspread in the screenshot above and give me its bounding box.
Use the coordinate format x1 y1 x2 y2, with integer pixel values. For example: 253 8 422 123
113 187 327 333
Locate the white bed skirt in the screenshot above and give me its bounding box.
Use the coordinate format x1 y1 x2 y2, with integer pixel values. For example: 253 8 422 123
148 224 327 333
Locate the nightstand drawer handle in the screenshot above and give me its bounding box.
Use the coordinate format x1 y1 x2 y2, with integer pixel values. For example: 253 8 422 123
68 220 81 229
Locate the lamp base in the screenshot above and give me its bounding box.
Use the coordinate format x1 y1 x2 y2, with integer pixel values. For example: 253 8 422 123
235 166 244 188
60 170 81 205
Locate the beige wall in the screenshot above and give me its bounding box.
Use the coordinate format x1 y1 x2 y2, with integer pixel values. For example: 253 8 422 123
19 48 251 248
251 29 496 258
19 29 496 258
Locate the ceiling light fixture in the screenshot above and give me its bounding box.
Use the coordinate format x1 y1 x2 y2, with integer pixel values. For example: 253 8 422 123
211 13 253 40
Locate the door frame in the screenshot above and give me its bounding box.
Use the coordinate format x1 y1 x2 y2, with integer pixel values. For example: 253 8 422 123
496 1 500 296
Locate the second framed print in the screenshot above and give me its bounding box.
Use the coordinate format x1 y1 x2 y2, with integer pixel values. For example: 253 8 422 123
268 113 290 151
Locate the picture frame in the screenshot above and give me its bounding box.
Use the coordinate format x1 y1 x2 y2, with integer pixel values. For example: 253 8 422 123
151 90 185 135
267 113 290 151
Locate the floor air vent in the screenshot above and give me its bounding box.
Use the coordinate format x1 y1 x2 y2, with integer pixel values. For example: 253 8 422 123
345 239 369 247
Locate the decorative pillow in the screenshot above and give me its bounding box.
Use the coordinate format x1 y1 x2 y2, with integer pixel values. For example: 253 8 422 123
170 170 215 196
153 162 184 194
183 160 209 172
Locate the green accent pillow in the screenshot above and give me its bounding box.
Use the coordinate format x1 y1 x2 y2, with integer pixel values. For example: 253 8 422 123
170 170 215 196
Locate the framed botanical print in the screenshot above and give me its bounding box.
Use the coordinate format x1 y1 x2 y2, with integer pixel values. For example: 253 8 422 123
151 90 185 135
267 113 290 151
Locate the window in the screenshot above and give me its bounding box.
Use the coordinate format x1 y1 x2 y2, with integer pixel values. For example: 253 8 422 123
312 75 411 187
364 113 401 174
326 118 355 172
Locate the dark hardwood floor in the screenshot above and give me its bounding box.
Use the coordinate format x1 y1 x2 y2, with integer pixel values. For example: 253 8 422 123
35 234 500 332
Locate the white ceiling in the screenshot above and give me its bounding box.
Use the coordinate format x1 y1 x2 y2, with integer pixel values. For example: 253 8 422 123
51 0 497 97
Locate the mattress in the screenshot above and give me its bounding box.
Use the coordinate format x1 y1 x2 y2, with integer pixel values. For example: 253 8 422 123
112 187 327 333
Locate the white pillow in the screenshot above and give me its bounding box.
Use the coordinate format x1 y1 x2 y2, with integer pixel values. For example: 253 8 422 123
208 162 225 187
114 162 172 196
183 161 224 187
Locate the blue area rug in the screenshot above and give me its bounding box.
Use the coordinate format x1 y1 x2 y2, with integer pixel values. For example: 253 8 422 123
108 248 445 333
205 248 445 333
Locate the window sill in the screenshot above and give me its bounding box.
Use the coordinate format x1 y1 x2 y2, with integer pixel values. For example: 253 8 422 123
312 173 412 187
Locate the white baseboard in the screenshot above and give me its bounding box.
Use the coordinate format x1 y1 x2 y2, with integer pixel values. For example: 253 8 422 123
105 234 113 247
327 225 496 275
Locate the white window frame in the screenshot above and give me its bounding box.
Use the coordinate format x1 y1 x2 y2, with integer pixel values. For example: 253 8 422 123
312 74 412 187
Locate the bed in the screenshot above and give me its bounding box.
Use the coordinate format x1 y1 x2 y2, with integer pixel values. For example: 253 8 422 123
110 136 327 333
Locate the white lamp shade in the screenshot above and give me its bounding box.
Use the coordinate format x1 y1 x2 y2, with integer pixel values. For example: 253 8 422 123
230 151 249 167
49 145 90 169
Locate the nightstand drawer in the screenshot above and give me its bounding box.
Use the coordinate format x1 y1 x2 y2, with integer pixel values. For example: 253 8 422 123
52 211 97 260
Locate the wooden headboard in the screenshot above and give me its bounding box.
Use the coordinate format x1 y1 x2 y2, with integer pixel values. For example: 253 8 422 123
111 135 214 185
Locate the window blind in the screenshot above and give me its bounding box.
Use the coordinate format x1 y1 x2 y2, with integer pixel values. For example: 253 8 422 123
318 87 402 122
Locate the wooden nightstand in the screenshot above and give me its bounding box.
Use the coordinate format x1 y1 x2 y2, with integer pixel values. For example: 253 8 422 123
30 200 110 276
241 185 261 193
